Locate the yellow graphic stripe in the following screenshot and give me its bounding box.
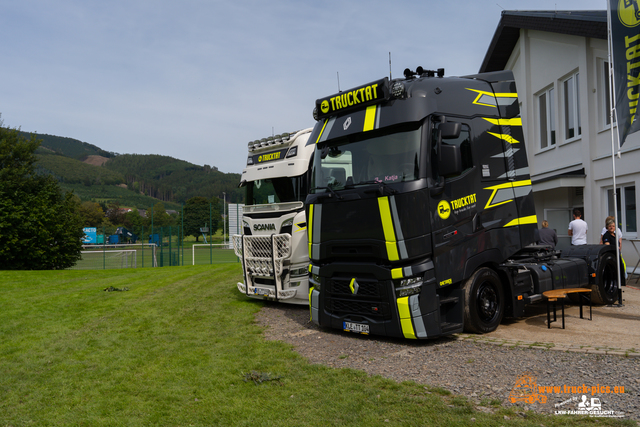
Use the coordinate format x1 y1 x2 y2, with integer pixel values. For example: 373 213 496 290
483 180 532 210
483 117 522 127
315 119 329 144
504 215 538 227
307 204 314 257
391 268 404 280
309 286 314 321
397 297 416 339
488 131 519 144
295 223 307 233
378 197 399 261
467 88 518 107
363 105 377 132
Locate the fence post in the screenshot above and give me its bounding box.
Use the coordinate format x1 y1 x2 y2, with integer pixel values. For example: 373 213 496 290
181 203 184 266
102 225 106 270
209 202 213 265
151 206 155 267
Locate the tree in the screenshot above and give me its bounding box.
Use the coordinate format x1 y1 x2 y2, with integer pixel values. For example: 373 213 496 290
78 201 105 227
0 125 85 269
123 208 144 230
145 202 174 228
183 196 218 242
106 202 125 225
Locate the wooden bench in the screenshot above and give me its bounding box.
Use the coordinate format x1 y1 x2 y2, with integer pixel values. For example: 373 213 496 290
542 288 592 329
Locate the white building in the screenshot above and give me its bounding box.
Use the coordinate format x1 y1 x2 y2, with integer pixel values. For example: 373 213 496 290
481 10 639 273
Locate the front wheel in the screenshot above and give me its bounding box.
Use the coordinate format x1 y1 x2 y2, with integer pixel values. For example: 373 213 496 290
463 267 504 333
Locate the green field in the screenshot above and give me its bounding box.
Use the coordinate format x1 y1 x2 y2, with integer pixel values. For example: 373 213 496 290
0 266 631 426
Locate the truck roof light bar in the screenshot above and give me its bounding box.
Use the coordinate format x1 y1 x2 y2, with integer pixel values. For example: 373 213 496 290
247 130 302 152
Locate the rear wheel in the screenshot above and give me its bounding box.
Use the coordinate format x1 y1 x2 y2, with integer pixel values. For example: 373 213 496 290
592 252 619 304
463 267 504 333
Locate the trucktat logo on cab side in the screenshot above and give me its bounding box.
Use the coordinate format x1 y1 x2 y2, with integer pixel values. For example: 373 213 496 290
437 200 451 220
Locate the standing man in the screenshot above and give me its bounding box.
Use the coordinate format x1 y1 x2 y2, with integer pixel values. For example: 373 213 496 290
568 208 588 245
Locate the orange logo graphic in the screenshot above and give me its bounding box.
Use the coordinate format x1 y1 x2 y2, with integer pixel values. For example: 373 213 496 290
510 373 548 404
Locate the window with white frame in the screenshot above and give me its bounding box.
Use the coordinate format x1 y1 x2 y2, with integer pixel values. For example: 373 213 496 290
563 72 581 140
600 60 616 128
538 86 556 149
608 185 637 234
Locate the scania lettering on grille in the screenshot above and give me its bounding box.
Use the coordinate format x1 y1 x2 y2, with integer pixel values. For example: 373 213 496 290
253 224 276 231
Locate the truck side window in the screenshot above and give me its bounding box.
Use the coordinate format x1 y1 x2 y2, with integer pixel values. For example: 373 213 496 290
442 124 472 175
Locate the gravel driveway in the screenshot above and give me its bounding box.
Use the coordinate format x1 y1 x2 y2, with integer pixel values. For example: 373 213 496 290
255 285 640 423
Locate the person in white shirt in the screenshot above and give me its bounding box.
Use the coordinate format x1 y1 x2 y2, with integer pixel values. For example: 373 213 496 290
568 209 588 245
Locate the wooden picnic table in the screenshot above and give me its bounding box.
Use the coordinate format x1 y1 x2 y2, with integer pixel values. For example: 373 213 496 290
542 288 592 329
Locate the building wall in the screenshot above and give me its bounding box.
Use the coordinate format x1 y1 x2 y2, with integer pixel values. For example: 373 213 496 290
505 27 640 272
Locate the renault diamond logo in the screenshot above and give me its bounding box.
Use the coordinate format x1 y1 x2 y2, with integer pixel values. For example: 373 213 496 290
343 117 352 130
349 278 359 294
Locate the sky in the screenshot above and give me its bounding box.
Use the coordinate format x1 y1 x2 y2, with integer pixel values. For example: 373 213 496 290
1 0 608 174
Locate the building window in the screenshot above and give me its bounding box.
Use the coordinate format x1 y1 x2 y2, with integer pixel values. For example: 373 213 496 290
608 185 637 234
563 72 581 140
538 87 556 149
600 60 616 128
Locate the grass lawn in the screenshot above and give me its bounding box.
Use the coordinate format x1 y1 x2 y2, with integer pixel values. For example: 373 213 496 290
0 265 632 426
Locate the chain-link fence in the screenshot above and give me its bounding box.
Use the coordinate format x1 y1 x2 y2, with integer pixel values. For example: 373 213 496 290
71 203 242 270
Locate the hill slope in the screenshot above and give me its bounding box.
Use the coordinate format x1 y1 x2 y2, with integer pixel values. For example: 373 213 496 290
27 131 243 206
25 131 115 160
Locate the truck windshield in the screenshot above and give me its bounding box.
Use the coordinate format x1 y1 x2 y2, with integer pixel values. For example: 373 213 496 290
246 175 308 205
311 125 422 192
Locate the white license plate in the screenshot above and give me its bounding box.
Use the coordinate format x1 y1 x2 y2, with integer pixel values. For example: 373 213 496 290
253 288 270 296
343 321 369 334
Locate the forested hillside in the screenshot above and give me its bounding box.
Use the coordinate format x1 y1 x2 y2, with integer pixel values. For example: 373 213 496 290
36 151 125 186
28 131 244 208
26 131 115 159
104 154 243 203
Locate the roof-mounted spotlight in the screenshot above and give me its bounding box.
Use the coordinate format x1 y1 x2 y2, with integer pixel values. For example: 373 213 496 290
391 81 405 98
416 66 424 75
437 68 445 77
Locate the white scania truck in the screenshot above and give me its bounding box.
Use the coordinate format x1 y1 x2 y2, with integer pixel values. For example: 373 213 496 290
232 128 314 305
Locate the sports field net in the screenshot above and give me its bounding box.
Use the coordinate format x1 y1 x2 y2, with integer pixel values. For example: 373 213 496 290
71 250 138 270
191 244 238 265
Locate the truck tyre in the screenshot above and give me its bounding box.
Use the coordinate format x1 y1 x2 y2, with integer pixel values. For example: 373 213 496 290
591 252 619 305
463 267 504 334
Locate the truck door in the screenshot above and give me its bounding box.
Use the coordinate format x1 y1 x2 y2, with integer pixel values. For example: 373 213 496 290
431 122 480 286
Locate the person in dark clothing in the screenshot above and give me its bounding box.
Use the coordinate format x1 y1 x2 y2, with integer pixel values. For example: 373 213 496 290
538 220 558 248
602 218 627 282
602 219 619 249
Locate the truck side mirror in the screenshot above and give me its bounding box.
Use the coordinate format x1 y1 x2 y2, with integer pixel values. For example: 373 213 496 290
440 122 461 139
439 144 462 178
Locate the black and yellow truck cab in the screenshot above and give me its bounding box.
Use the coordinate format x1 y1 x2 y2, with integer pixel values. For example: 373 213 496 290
306 68 621 339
